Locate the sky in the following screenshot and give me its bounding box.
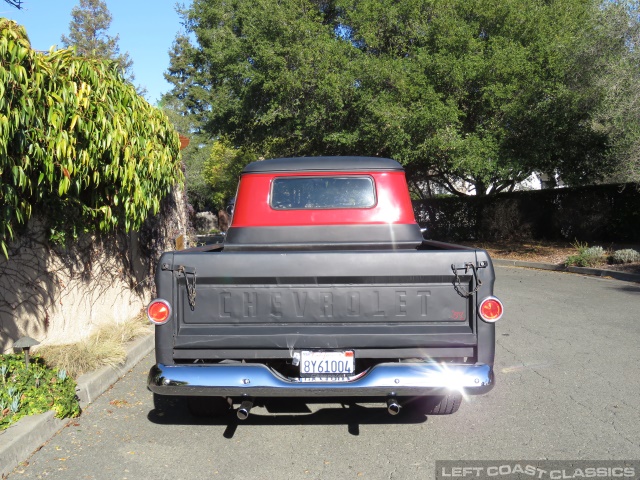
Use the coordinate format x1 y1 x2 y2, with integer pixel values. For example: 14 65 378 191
2 0 191 105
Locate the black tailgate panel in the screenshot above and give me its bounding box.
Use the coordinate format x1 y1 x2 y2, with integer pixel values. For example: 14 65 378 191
159 249 493 354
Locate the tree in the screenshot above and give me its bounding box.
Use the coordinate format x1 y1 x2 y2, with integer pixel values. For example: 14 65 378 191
586 1 640 184
166 0 630 196
202 139 255 209
60 0 142 92
160 94 218 212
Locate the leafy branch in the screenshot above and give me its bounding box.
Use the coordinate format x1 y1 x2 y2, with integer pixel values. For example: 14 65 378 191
0 19 183 257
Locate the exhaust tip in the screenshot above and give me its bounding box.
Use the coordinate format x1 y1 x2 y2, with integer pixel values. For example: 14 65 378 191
237 398 254 420
386 397 401 415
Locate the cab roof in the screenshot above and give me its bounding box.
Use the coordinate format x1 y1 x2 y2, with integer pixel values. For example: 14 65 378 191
242 156 404 173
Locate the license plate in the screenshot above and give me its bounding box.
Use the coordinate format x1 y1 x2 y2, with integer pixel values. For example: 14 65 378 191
300 350 354 377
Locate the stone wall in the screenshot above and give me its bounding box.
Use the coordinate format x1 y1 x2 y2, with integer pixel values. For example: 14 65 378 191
0 187 189 353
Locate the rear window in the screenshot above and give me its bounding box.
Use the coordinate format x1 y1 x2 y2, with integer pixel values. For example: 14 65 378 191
271 176 376 209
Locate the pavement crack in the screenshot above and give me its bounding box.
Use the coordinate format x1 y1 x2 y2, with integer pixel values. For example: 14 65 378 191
569 394 639 448
496 339 526 363
611 420 640 448
531 368 552 385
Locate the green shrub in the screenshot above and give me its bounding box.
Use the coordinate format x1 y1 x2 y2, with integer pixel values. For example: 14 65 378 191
583 246 605 257
0 354 80 430
565 242 605 267
608 248 640 264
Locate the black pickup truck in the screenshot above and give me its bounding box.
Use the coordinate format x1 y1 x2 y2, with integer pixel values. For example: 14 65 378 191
147 157 503 418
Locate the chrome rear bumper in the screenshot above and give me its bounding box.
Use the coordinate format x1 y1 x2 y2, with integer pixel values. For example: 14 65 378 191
148 362 494 397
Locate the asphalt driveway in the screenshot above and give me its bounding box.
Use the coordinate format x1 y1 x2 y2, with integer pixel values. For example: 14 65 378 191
7 266 640 479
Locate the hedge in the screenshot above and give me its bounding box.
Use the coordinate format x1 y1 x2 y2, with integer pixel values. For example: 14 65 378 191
0 19 183 257
413 183 640 243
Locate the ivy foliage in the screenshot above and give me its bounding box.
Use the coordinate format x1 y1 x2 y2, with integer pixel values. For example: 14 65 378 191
0 354 80 430
0 19 183 256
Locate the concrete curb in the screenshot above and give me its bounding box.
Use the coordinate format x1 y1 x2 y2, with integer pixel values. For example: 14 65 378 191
75 333 154 407
0 411 67 478
0 333 154 478
493 259 640 283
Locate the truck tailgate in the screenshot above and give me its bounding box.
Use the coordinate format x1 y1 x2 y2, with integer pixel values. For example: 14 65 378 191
155 248 495 359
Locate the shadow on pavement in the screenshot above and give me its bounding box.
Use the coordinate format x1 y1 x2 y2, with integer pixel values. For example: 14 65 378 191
147 396 429 436
604 282 640 294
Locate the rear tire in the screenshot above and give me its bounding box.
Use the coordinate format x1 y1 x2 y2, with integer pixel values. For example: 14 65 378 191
412 393 462 415
153 393 176 411
187 396 232 418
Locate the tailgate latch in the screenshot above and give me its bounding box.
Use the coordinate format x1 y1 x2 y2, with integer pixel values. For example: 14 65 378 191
451 262 484 298
161 263 197 310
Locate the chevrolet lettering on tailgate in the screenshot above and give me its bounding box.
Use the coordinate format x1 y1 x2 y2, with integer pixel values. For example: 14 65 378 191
180 286 468 323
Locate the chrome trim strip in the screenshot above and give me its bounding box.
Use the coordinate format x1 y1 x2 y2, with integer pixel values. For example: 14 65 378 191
148 362 494 397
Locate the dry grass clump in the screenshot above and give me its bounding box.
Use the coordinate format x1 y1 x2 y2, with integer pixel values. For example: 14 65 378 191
112 313 151 343
36 314 150 378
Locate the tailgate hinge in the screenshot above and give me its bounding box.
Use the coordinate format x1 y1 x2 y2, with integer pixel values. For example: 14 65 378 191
161 263 197 310
451 262 485 298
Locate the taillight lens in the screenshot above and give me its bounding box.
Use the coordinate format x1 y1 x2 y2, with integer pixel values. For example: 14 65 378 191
147 299 172 325
479 296 504 322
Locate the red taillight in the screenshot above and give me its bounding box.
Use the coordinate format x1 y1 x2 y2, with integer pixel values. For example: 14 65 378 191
147 299 172 325
479 297 503 322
